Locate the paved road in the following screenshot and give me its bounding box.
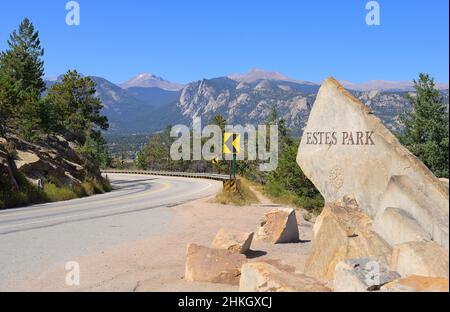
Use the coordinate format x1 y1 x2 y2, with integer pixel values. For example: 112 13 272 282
0 174 222 291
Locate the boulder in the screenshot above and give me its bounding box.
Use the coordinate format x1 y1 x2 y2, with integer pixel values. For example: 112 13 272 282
333 258 400 292
296 77 449 250
255 208 299 243
211 228 254 254
185 243 246 285
373 207 431 246
381 275 449 292
14 150 40 169
305 196 392 282
239 262 330 292
390 241 449 278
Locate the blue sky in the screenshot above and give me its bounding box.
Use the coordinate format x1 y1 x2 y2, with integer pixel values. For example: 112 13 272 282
0 0 448 84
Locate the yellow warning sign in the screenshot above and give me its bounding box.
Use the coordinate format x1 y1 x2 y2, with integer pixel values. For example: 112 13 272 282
223 133 240 155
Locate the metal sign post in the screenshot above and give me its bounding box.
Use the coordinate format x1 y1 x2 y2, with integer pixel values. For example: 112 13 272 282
223 132 240 192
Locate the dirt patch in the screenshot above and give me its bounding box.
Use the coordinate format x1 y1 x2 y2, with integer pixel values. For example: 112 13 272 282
16 191 313 292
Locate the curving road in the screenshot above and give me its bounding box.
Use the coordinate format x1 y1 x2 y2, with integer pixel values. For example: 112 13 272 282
0 174 222 291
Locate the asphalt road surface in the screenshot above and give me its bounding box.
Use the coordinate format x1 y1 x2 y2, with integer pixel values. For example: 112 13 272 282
0 174 222 291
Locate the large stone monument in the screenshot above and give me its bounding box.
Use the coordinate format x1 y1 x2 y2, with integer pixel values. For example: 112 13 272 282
297 77 449 250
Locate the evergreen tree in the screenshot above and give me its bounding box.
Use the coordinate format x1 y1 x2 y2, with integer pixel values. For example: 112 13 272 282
213 115 226 133
78 131 111 169
0 18 46 140
0 73 18 137
0 18 45 94
46 70 109 143
141 134 166 170
135 151 148 170
399 74 449 178
266 142 323 210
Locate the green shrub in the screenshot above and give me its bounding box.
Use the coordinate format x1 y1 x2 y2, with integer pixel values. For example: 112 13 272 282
264 180 324 215
0 190 29 208
0 172 46 209
43 183 77 202
81 181 95 196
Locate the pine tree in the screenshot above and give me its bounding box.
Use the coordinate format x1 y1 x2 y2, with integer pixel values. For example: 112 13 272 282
46 70 109 143
78 131 111 169
0 73 18 137
0 18 45 94
0 18 46 140
213 115 226 133
400 73 449 178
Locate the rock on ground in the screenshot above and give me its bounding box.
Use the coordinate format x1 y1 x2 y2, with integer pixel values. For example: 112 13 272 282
255 208 300 244
239 261 330 292
305 196 392 282
381 275 449 292
211 228 254 254
296 77 449 250
390 241 449 278
185 243 246 285
333 258 400 292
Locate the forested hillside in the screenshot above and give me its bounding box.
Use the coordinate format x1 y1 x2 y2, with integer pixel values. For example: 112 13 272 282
0 18 111 209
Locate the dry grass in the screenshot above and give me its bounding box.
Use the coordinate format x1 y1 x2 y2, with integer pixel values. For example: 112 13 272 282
0 176 112 209
215 178 260 206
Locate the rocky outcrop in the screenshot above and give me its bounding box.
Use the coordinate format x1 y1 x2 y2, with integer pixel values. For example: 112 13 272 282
239 262 330 292
390 241 449 278
381 276 449 292
211 229 254 254
297 77 449 250
1 134 106 208
333 258 400 292
2 134 101 188
185 243 246 285
305 196 392 282
255 208 300 244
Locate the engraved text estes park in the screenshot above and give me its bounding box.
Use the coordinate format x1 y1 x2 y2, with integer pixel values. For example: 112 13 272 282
305 131 375 146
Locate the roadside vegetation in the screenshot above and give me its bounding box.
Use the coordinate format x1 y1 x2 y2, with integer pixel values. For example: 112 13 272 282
215 178 260 206
0 18 111 209
0 176 111 209
135 107 325 214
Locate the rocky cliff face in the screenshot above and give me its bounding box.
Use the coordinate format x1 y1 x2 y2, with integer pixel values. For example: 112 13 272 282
0 134 103 194
177 77 315 129
175 77 449 134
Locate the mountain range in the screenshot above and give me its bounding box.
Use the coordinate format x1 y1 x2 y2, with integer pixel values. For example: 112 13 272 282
45 69 449 135
119 73 184 91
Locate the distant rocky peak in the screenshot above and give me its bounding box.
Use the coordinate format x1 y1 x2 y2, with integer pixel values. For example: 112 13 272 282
120 72 184 91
